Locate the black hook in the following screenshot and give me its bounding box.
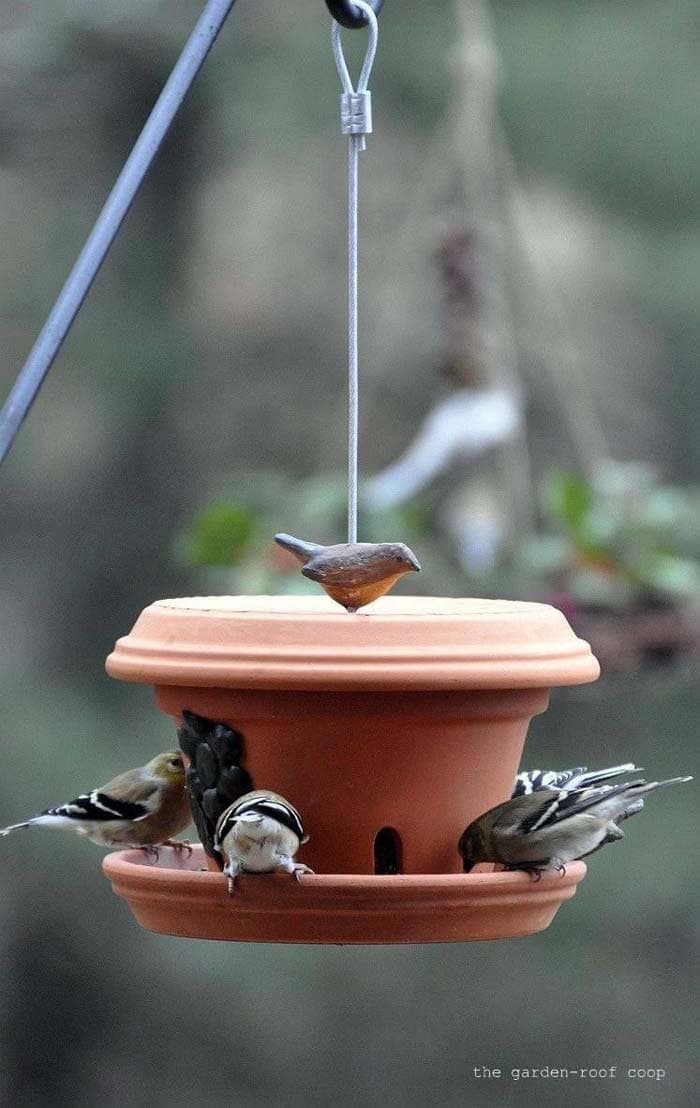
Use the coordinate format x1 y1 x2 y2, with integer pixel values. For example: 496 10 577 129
325 1 384 29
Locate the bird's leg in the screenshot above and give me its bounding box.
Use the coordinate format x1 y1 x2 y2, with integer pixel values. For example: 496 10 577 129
275 855 315 882
223 859 241 896
162 838 193 857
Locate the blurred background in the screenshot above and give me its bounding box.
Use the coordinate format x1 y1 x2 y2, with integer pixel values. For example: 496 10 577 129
0 0 697 1104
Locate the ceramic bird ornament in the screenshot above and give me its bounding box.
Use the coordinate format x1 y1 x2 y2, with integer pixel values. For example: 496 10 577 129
459 774 692 877
214 790 313 894
0 751 191 853
274 532 421 612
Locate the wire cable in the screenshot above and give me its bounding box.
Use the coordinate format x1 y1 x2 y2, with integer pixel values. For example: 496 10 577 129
332 0 378 542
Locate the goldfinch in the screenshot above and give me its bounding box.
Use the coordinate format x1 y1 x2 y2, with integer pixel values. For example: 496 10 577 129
459 775 692 876
0 751 191 852
513 763 639 797
214 790 314 894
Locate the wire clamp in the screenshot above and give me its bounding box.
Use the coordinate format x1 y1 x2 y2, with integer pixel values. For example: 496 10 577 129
340 91 372 139
333 0 378 152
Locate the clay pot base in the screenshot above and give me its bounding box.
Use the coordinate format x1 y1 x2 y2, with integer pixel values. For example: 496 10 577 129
103 847 586 944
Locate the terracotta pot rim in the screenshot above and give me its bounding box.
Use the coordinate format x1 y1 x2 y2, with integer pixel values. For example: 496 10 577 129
102 848 586 944
104 848 586 895
107 595 600 691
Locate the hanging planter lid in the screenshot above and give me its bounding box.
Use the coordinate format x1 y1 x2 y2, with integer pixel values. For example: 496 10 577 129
106 595 599 691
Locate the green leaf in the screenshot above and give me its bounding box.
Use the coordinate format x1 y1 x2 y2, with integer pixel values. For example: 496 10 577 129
178 503 258 567
541 471 594 542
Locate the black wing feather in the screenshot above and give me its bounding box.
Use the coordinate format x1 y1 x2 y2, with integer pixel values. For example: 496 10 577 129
43 791 150 822
520 780 646 835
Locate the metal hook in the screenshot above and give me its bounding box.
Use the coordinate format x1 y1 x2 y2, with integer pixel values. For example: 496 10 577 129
325 1 383 31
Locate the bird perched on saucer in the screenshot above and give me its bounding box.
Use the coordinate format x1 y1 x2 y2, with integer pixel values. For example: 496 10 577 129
459 774 692 876
274 532 421 612
214 790 313 894
0 752 191 852
513 762 640 798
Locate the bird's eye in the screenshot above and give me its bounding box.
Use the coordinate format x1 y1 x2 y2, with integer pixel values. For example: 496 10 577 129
170 757 182 769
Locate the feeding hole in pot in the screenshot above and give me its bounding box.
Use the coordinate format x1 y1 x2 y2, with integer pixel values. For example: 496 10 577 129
374 827 402 874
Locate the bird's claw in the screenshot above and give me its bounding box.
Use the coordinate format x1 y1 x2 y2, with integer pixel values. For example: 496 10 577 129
139 845 160 861
293 864 315 883
224 864 240 896
167 839 193 857
522 864 544 881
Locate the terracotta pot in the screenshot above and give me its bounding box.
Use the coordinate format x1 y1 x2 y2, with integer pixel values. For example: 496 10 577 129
103 595 599 943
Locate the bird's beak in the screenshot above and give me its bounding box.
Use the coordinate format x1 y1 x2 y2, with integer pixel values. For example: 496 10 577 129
406 552 421 572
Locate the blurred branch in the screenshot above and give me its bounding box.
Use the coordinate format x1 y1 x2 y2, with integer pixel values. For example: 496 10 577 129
494 121 611 472
366 0 534 573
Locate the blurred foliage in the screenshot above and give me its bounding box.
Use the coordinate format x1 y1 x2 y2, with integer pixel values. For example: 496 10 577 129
519 463 700 609
174 501 259 568
182 464 700 618
0 0 698 1104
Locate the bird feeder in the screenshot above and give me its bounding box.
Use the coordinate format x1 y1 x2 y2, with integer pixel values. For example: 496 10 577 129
103 595 597 942
1 0 600 942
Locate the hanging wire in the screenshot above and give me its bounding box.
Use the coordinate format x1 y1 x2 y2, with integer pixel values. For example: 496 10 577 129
332 1 379 543
0 0 238 467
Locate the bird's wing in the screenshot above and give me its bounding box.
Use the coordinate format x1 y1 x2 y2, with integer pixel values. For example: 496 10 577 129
51 766 164 823
42 788 155 824
515 781 647 835
221 794 306 841
243 797 305 840
513 763 640 797
301 551 372 584
513 767 587 796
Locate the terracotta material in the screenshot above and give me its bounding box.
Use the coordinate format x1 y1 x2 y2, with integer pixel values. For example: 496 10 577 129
163 685 554 876
103 846 587 944
107 595 599 690
104 595 599 942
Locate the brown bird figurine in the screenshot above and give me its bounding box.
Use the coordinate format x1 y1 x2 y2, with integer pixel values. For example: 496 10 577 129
274 533 421 612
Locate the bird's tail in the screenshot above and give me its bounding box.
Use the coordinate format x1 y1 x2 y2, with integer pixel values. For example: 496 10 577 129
274 533 324 564
626 776 692 798
0 819 35 837
0 813 75 836
573 776 691 826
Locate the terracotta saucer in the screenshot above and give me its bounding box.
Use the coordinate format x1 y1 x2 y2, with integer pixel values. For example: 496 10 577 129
103 846 586 945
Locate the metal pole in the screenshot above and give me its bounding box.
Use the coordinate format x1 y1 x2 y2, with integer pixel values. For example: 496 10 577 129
0 0 238 465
